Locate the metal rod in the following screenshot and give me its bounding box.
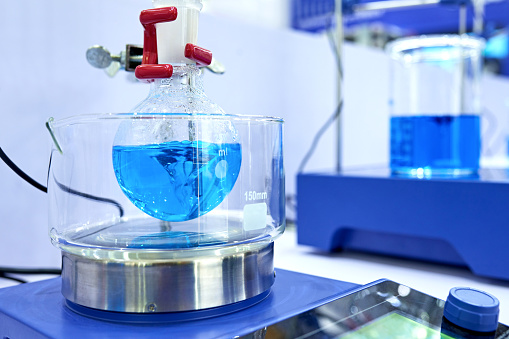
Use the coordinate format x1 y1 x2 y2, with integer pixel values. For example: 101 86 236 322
130 55 143 63
459 4 467 35
473 0 485 35
459 5 466 113
335 0 343 172
353 0 440 12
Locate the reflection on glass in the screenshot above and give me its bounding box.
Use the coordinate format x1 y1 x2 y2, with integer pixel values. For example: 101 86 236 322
340 312 453 339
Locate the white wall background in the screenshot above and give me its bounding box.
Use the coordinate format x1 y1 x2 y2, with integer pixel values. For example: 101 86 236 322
202 0 291 28
0 0 508 269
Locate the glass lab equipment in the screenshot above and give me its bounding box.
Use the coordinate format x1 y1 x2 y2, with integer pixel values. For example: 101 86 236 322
47 113 284 313
45 0 285 315
116 65 237 222
387 35 485 177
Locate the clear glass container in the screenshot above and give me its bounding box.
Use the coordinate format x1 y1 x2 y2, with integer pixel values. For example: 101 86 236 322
47 0 285 316
386 35 485 177
47 59 287 312
47 112 284 313
47 113 284 257
131 65 224 114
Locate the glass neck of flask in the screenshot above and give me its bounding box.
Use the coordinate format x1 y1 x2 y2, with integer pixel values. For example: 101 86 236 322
149 65 204 96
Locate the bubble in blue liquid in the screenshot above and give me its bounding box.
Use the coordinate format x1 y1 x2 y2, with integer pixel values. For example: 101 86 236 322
112 140 241 222
390 115 480 173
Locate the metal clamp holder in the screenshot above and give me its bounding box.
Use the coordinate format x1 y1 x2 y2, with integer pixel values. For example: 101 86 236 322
86 6 224 77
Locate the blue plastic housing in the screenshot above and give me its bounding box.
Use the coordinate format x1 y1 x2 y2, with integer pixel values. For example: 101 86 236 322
0 269 358 338
297 169 509 281
291 0 335 33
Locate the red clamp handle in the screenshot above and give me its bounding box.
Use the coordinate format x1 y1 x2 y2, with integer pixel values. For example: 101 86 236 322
135 7 178 80
185 43 212 67
135 64 173 80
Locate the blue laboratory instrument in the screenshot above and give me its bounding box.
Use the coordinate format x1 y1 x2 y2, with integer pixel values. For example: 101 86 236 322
296 1 509 284
2 270 508 338
297 169 509 281
297 35 508 281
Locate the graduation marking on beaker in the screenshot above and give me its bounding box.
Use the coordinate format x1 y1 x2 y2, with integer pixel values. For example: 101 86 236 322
244 191 267 202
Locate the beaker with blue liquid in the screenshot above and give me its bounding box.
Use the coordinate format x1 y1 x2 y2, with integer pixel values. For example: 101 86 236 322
386 35 484 177
47 112 284 313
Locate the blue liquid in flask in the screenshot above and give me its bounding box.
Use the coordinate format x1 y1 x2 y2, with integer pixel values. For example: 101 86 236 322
390 115 480 175
113 140 241 222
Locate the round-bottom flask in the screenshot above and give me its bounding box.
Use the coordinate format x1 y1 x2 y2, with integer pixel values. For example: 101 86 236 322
114 66 241 223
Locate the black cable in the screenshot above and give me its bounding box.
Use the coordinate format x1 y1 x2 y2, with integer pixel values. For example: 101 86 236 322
0 273 28 284
297 24 344 174
0 146 124 218
298 100 344 174
0 145 123 283
325 15 343 81
54 177 125 218
326 29 343 80
0 267 62 284
0 147 47 193
0 267 61 275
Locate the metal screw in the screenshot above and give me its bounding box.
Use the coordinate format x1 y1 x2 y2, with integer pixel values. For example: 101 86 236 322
86 45 139 77
146 303 157 312
86 45 117 69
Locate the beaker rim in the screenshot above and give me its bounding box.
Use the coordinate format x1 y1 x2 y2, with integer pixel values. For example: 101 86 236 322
386 34 485 59
48 113 284 128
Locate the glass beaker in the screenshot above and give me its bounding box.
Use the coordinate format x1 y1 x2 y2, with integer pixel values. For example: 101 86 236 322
386 35 485 177
46 113 284 313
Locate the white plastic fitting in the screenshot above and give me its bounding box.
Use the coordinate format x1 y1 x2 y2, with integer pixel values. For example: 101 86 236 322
153 0 203 65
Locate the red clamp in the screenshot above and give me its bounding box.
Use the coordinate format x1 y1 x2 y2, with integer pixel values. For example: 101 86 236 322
135 7 178 81
185 43 212 67
135 7 215 81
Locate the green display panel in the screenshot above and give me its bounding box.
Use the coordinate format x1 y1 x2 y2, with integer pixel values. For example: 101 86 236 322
341 312 454 339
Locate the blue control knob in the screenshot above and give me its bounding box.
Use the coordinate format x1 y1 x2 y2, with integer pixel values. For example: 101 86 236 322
443 287 500 333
